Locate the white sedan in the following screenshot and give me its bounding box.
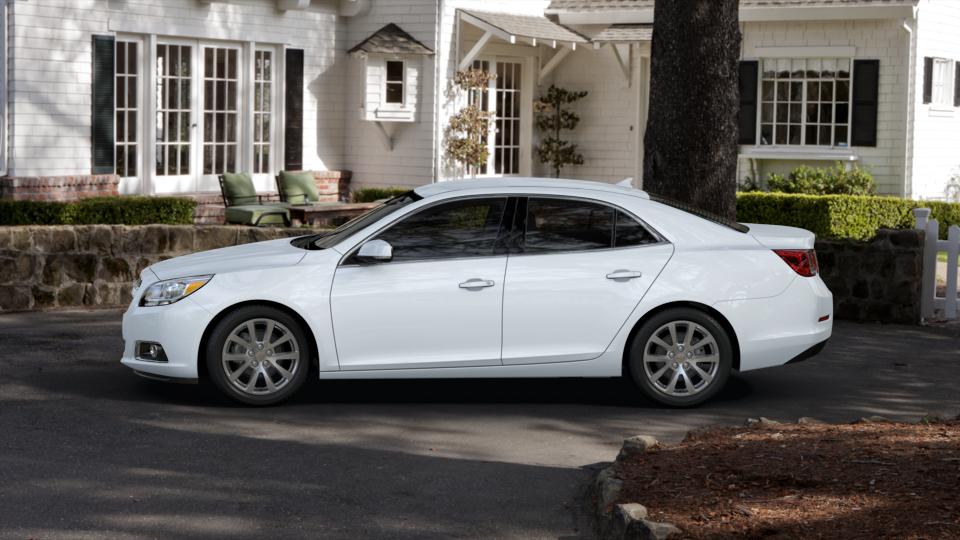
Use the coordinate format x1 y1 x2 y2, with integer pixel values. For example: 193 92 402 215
121 178 832 407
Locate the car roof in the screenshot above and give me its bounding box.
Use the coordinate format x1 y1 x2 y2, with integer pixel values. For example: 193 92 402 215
413 177 651 199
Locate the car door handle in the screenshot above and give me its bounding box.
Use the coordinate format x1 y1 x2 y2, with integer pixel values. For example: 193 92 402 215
459 279 495 289
606 270 643 280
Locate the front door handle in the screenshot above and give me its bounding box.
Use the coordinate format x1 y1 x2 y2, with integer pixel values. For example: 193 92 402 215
459 278 495 289
606 270 643 280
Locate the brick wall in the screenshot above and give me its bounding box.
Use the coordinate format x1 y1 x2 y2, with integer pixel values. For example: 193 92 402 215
0 174 120 201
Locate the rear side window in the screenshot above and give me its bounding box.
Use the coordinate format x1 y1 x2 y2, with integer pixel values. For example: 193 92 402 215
374 197 507 262
615 211 659 247
524 198 614 253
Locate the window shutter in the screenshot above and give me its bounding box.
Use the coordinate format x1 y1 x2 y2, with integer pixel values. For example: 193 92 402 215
91 35 116 175
284 48 304 171
851 60 879 147
922 57 933 104
954 61 960 107
738 61 759 145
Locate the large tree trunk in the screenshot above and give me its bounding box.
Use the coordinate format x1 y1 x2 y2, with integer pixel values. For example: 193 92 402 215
642 0 742 220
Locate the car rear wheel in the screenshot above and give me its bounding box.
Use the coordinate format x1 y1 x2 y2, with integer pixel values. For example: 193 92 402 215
205 306 309 406
627 307 732 407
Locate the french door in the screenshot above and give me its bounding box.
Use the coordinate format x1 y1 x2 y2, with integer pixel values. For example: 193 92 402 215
147 40 277 194
471 58 529 177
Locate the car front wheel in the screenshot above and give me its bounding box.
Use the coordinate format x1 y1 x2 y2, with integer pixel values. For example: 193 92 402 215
627 307 732 407
205 306 309 406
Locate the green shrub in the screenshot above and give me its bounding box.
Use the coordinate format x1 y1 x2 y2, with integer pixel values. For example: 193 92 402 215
766 163 874 195
736 192 960 240
351 187 409 203
0 197 196 226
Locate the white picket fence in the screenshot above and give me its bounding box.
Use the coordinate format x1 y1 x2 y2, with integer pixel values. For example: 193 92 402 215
914 208 960 320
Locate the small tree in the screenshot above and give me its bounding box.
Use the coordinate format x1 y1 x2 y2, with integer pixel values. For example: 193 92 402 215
445 69 496 177
534 85 588 178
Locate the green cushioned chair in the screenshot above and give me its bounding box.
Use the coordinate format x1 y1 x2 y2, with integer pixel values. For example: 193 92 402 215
218 173 290 227
276 171 320 205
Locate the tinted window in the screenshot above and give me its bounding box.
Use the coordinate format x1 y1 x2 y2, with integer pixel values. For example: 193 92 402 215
298 192 421 250
524 198 614 253
615 211 658 247
374 198 507 262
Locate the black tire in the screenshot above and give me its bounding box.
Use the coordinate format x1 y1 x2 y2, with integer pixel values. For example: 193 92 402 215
205 305 310 406
627 307 733 407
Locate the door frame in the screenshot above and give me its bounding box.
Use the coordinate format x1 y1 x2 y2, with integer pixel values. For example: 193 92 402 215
473 55 534 178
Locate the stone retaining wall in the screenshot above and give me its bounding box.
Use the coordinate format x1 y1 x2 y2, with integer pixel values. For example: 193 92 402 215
0 226 311 312
0 226 927 323
816 229 924 324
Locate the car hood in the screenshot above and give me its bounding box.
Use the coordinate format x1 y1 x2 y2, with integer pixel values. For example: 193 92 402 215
149 237 309 281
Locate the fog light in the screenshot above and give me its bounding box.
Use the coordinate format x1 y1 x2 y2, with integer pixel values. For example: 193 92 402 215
136 341 168 363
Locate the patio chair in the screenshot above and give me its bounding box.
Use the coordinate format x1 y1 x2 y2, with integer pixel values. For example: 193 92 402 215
218 173 291 227
275 170 321 205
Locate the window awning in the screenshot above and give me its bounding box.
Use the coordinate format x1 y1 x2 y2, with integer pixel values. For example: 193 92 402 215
459 9 588 49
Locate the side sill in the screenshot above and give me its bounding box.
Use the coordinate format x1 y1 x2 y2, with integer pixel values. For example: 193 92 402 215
133 370 199 384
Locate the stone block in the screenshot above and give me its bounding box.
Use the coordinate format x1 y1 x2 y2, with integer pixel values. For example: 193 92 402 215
165 227 196 254
57 283 86 306
0 253 37 283
32 285 57 308
60 254 98 283
195 227 239 252
98 257 132 282
851 280 869 299
77 225 116 254
0 285 33 311
887 229 923 247
10 228 33 251
34 228 77 253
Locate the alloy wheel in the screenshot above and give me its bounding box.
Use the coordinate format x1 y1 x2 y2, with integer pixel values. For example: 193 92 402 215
642 320 721 397
221 318 301 396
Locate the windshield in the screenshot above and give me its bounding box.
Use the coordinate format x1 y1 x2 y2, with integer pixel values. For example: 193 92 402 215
291 192 422 250
648 194 750 233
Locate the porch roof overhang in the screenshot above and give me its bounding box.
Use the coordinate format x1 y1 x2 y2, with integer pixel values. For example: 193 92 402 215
590 24 652 48
546 0 918 25
458 9 588 50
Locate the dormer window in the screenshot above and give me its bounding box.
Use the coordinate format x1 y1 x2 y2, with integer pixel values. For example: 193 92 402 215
385 60 404 105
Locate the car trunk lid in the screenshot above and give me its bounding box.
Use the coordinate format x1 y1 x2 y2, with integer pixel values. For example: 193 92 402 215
743 223 816 250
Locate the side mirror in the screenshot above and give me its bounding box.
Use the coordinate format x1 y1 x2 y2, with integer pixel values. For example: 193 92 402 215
356 239 393 264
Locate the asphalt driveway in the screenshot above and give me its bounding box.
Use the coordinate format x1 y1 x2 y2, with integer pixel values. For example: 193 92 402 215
0 309 958 539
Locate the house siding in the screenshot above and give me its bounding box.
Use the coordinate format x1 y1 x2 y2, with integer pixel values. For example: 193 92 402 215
910 0 960 200
6 0 345 193
739 18 911 196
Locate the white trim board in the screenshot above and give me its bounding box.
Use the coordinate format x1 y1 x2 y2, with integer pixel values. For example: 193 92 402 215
748 47 856 59
108 18 289 46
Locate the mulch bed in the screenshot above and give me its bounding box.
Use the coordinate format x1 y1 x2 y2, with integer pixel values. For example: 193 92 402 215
615 419 960 539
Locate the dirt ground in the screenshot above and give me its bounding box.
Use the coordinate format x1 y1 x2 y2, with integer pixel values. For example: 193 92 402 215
615 419 960 539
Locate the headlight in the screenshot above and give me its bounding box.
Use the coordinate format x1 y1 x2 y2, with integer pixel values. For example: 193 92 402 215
140 275 213 307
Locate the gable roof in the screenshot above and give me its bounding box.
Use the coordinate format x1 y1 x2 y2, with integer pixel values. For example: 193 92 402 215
460 10 588 45
348 23 433 56
546 0 916 12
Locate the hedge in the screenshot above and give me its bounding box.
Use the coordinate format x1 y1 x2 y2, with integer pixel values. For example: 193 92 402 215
351 187 410 203
0 196 197 226
736 192 960 240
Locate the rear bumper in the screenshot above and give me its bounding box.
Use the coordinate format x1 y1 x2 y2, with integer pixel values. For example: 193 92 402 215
714 274 833 372
786 339 828 365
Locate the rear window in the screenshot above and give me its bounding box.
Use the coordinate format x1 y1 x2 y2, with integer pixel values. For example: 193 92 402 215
648 194 750 233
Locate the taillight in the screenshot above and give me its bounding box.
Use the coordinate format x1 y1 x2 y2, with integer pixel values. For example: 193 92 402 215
774 249 819 277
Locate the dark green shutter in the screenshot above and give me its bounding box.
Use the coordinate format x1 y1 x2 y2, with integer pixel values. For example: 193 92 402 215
738 61 759 145
91 35 116 175
284 48 304 171
954 61 960 107
922 57 933 104
851 60 879 147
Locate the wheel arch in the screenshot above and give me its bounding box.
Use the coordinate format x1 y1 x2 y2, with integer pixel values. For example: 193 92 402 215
621 301 741 373
197 300 320 381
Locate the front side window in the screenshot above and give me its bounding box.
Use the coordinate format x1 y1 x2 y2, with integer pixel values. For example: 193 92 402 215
374 198 507 262
385 60 404 104
759 58 851 147
932 58 956 107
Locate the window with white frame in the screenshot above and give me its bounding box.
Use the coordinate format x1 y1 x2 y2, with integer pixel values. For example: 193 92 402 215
253 50 274 175
932 58 955 107
759 58 851 147
385 60 404 104
115 41 139 178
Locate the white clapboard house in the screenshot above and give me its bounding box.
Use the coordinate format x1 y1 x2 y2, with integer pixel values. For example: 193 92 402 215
0 0 958 200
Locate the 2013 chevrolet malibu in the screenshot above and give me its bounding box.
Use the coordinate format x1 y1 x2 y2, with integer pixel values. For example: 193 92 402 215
121 178 832 407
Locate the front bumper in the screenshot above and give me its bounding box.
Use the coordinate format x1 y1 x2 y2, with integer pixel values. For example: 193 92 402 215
120 296 214 380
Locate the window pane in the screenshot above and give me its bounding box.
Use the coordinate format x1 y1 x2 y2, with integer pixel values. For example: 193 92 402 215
385 82 403 104
386 61 403 82
615 211 657 248
524 198 614 253
376 198 507 262
789 125 801 145
805 125 818 145
819 125 832 146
